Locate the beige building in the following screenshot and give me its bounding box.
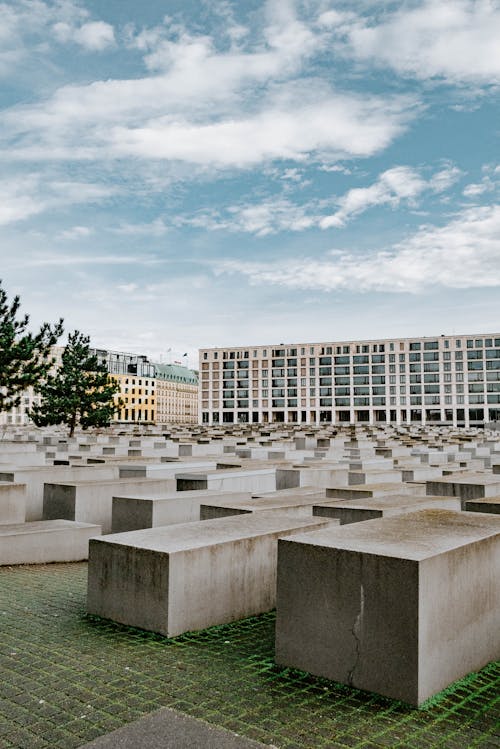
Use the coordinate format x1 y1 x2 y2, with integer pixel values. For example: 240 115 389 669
199 333 500 428
155 364 198 425
113 373 156 425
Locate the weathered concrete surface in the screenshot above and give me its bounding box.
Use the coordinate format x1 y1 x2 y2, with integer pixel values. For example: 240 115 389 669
0 482 26 524
275 510 500 706
0 464 121 521
313 495 460 525
176 468 276 494
111 490 253 533
118 461 217 479
78 707 273 748
326 483 422 501
200 492 331 521
87 513 333 637
0 519 101 565
43 478 176 533
464 498 500 515
426 474 500 503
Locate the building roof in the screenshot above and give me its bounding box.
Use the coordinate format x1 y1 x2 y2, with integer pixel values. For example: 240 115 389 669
154 363 198 384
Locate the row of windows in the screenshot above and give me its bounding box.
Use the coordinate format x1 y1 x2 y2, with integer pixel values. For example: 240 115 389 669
203 338 500 361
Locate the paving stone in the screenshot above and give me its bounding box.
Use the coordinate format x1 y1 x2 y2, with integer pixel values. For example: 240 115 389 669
0 562 498 749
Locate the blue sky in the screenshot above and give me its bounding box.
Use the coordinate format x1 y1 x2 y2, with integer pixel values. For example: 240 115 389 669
1 0 499 366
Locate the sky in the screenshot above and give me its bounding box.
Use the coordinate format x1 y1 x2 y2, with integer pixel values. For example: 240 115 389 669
1 0 499 368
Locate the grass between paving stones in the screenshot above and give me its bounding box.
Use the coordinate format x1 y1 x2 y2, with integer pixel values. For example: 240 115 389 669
0 563 498 749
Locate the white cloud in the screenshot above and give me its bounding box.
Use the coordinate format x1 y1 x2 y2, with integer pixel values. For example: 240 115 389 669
462 170 498 198
176 164 461 235
320 164 461 229
113 218 168 236
176 198 320 236
58 225 93 240
214 203 500 292
0 1 113 76
53 20 115 51
335 1 500 86
107 91 415 168
0 3 419 173
0 174 115 226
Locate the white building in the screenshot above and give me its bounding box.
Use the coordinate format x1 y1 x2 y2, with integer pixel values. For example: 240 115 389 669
199 334 500 427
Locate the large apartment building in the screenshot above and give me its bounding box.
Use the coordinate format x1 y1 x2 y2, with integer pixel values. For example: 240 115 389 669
199 333 500 427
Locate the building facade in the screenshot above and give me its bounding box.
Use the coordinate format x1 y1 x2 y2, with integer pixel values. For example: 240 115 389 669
199 334 500 427
0 346 65 427
155 364 198 425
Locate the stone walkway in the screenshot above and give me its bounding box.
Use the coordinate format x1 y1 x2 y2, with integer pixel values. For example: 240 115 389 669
0 563 498 749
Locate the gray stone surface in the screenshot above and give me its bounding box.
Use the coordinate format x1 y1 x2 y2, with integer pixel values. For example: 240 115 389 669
43 478 176 533
78 707 274 748
275 509 500 706
111 490 253 532
464 498 500 514
0 519 101 565
87 512 333 637
313 494 460 524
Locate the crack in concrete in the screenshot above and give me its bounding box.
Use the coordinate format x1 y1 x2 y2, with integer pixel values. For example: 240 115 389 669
347 582 364 687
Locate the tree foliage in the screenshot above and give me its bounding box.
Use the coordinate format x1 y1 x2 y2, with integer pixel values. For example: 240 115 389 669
30 331 122 437
0 280 64 413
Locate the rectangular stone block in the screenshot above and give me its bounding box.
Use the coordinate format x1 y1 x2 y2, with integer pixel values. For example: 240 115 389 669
313 495 460 525
111 490 253 533
276 510 500 706
0 482 26 524
0 519 101 565
87 513 333 637
43 478 176 533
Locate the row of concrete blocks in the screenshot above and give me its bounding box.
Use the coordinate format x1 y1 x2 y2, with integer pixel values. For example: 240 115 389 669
86 506 500 707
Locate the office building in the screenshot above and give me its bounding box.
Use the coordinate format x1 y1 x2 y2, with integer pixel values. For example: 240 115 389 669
199 333 500 427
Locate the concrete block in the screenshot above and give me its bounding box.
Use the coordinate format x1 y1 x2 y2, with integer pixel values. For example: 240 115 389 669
0 482 26 524
313 495 460 525
275 509 500 706
0 519 101 565
111 490 253 533
43 478 176 533
87 512 333 637
176 468 276 494
464 498 500 515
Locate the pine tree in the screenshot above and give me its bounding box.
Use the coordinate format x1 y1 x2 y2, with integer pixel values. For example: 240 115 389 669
0 280 64 413
30 331 122 437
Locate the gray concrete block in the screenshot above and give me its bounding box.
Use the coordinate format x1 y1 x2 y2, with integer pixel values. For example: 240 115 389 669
0 482 26 524
43 478 176 533
0 519 101 565
111 490 253 533
87 513 333 637
275 509 500 706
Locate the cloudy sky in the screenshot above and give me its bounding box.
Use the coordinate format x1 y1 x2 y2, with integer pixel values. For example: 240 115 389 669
1 0 499 365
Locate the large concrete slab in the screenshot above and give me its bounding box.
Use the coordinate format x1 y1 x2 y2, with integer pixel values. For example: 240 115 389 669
0 464 121 521
464 498 500 515
0 519 101 565
200 492 331 521
0 482 26 524
87 513 333 637
78 707 273 749
426 474 500 503
176 468 276 494
111 490 253 533
313 495 460 525
43 478 176 533
275 510 500 706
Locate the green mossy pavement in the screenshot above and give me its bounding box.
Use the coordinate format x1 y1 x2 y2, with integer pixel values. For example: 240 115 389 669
0 563 498 749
